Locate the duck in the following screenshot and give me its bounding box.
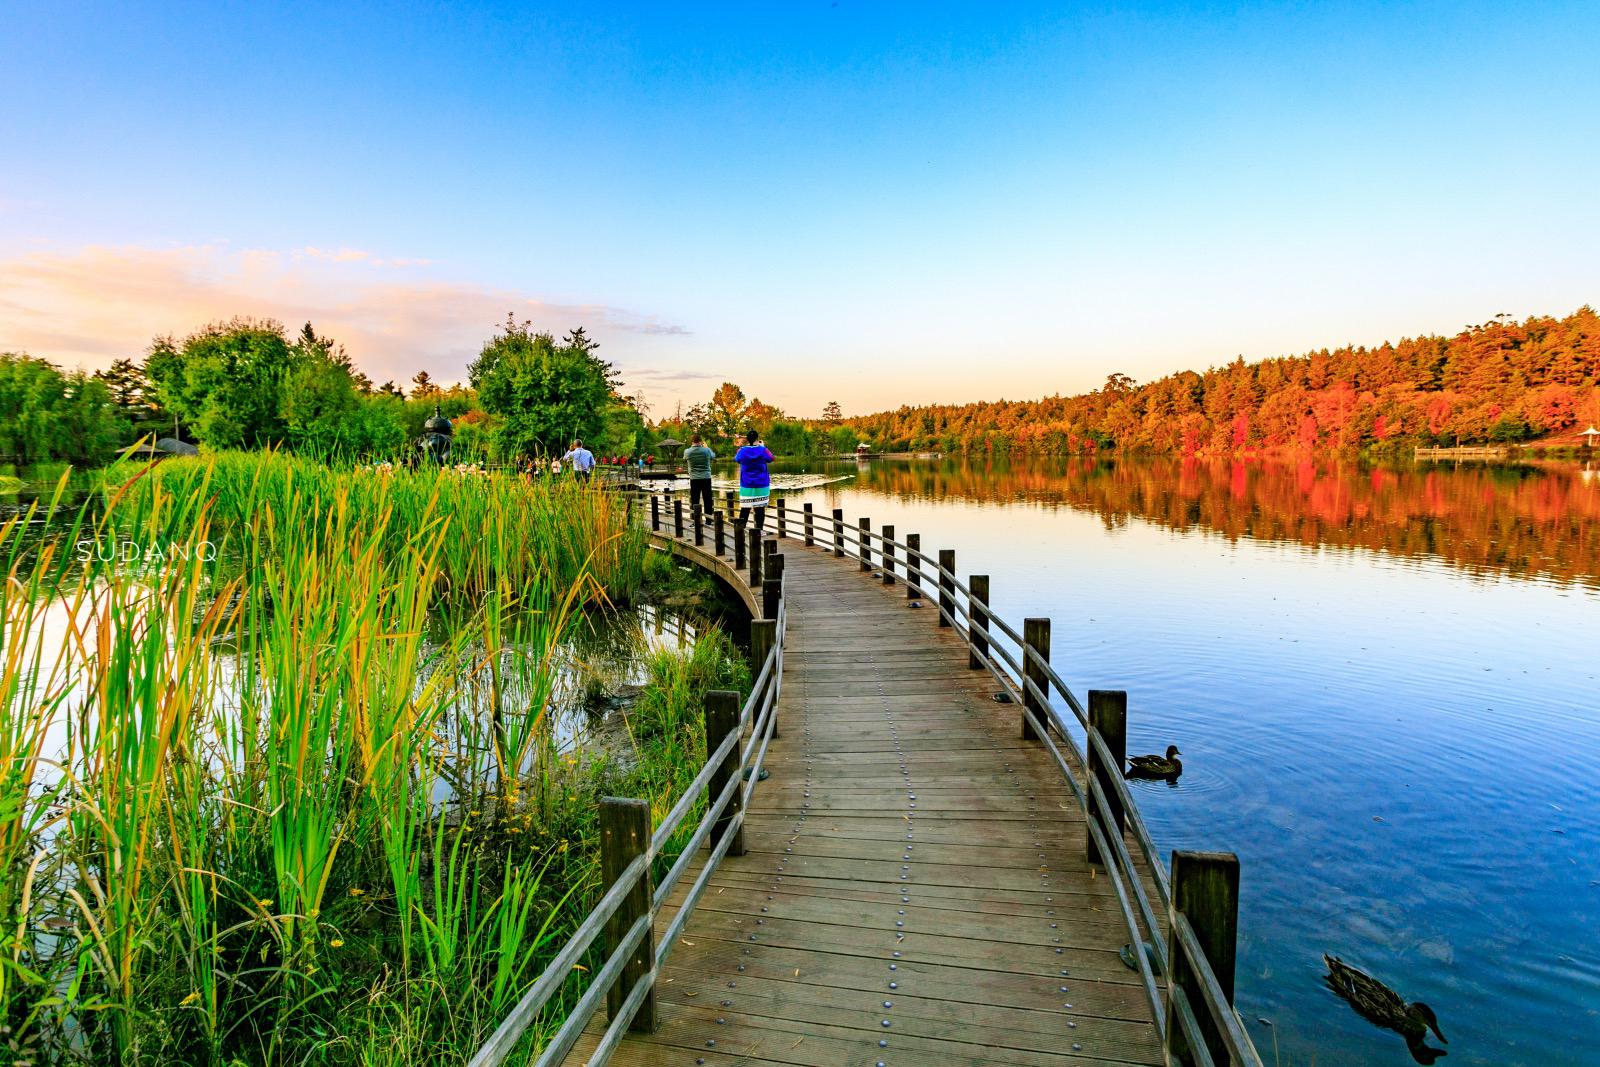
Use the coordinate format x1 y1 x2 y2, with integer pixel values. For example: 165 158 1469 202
1323 955 1447 1063
1124 745 1182 780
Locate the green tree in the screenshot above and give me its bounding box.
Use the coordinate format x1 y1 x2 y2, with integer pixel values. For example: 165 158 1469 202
0 354 128 467
280 357 360 454
94 358 147 409
411 370 440 399
144 318 302 447
469 315 622 458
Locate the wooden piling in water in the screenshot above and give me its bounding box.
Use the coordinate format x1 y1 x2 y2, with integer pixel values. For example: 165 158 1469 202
599 797 657 1031
967 575 989 669
704 691 745 858
937 549 955 627
1086 690 1126 865
1022 618 1049 741
763 554 784 623
1166 851 1240 1067
750 619 778 738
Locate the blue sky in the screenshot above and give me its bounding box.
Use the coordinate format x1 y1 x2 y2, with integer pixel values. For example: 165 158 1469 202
3 1 1597 415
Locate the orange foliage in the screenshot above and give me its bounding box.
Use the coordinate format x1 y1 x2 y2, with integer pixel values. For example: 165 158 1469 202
841 307 1600 455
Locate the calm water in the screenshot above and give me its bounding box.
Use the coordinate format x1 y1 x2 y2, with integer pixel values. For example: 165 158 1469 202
754 455 1599 1067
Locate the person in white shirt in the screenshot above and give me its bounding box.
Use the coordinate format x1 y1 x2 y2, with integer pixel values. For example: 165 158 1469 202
561 439 596 484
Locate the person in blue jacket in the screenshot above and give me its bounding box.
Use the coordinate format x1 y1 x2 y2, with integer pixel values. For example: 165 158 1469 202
733 430 776 534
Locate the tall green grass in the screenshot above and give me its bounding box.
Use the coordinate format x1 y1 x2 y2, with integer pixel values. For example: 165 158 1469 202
0 452 739 1065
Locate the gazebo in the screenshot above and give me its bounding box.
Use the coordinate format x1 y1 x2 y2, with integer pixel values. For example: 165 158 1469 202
123 437 200 462
1581 426 1600 448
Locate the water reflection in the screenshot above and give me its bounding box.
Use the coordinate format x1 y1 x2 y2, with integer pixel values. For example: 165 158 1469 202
809 455 1600 588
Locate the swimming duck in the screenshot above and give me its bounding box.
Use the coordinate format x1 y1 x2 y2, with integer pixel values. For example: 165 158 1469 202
1124 745 1182 780
1323 955 1447 1063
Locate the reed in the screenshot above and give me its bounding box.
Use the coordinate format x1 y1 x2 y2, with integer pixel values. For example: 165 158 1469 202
0 451 736 1066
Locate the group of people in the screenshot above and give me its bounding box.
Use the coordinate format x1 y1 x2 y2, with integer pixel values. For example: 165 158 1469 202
517 432 777 532
520 439 601 483
684 430 776 533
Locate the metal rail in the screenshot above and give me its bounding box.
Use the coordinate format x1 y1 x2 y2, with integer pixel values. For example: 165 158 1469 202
467 523 787 1067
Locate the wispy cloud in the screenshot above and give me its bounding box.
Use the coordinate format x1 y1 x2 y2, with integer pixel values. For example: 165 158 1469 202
0 243 691 384
625 367 721 382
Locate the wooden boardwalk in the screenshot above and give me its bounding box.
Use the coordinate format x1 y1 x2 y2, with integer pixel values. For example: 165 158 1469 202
566 538 1164 1066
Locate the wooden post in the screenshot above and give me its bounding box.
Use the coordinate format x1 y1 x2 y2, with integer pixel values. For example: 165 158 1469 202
967 575 989 669
714 511 725 556
672 499 683 539
937 549 955 628
599 797 657 1030
724 489 736 519
832 508 845 557
704 691 745 857
650 495 660 532
859 517 871 572
905 534 921 599
803 502 814 546
1165 852 1240 1067
750 619 778 738
881 524 895 585
734 517 747 569
763 554 784 621
749 526 763 586
1022 618 1049 741
692 505 704 547
1086 690 1127 865
776 496 786 538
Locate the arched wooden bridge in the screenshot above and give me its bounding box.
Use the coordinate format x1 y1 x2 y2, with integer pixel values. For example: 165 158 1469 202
470 497 1263 1067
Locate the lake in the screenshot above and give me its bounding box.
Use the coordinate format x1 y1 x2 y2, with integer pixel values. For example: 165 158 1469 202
746 454 1599 1067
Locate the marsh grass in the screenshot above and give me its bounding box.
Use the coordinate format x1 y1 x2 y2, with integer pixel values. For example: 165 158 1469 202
0 452 742 1065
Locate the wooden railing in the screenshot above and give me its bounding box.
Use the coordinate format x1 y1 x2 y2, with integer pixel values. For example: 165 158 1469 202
465 528 786 1067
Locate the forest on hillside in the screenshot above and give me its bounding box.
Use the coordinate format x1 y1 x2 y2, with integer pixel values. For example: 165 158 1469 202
840 308 1600 456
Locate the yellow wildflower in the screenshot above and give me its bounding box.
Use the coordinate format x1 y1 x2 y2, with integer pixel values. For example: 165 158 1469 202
256 898 273 909
330 939 344 948
180 991 201 1007
348 888 365 897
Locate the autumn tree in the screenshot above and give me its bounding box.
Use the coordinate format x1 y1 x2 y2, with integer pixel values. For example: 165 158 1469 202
708 382 749 437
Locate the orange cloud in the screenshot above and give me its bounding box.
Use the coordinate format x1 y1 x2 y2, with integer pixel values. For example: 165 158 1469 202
0 244 689 385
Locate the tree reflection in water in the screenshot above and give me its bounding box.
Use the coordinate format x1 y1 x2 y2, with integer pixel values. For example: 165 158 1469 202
834 455 1600 588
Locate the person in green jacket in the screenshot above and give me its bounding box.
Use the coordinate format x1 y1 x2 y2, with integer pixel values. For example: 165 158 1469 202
683 434 716 516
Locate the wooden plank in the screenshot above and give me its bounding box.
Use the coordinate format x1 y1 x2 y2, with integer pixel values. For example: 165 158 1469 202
557 541 1161 1067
